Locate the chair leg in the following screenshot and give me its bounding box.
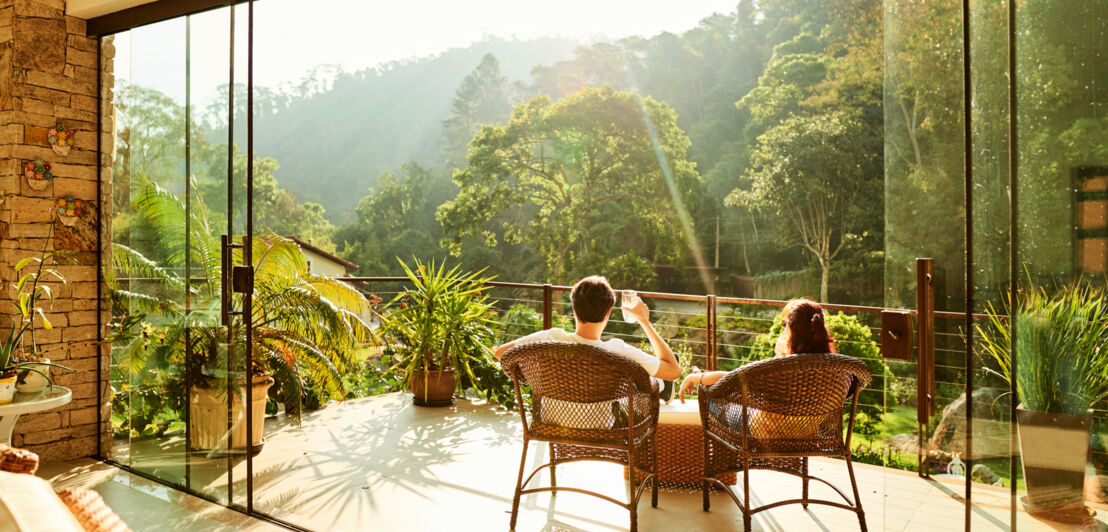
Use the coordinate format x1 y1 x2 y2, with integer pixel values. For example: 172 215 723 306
510 438 530 531
845 456 867 532
742 465 752 532
651 437 658 508
548 443 557 493
628 447 638 532
702 436 711 511
802 457 810 509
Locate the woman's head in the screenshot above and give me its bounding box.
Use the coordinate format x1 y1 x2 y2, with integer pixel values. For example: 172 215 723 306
778 298 835 354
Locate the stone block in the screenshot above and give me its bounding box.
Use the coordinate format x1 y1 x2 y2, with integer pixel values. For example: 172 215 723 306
21 85 69 106
50 160 98 179
52 176 98 197
24 434 95 461
10 197 55 223
26 70 95 96
55 265 97 283
13 412 60 432
64 15 85 36
53 105 95 123
36 311 67 328
66 47 96 70
12 16 64 73
20 427 72 445
68 310 97 326
70 93 95 113
20 96 52 115
69 406 97 426
14 0 63 19
63 323 97 342
23 124 46 144
66 33 97 53
71 282 98 299
0 123 23 143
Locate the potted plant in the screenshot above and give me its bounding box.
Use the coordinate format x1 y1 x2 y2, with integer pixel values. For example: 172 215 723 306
110 182 374 453
380 259 498 407
978 281 1108 514
1 242 73 403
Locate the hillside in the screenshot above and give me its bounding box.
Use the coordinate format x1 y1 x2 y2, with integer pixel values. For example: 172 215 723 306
252 37 578 223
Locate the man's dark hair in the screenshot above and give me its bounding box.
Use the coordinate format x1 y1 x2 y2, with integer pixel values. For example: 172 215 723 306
571 275 615 323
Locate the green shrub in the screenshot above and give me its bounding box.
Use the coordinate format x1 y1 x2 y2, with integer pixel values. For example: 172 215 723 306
745 311 894 433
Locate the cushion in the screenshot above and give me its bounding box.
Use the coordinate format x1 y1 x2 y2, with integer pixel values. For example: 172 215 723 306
658 401 701 426
0 471 84 532
0 444 39 475
57 488 133 532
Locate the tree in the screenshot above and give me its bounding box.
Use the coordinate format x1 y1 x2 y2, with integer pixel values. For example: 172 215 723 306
438 87 703 283
335 163 458 275
442 54 515 168
729 112 880 301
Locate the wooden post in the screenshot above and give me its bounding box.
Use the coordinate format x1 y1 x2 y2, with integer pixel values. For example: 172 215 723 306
542 284 553 330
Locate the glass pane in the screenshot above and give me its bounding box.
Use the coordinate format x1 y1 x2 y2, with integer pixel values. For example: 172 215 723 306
1012 2 1108 528
107 16 193 487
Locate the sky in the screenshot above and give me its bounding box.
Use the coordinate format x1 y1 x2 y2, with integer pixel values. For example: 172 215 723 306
114 0 740 105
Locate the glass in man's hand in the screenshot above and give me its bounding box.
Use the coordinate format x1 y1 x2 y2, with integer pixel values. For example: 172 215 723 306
621 290 640 323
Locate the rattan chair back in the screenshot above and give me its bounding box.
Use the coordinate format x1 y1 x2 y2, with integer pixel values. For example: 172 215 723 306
698 353 874 531
501 341 657 435
500 341 661 531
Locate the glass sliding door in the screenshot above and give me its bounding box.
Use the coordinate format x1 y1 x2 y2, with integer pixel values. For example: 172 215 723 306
107 4 252 509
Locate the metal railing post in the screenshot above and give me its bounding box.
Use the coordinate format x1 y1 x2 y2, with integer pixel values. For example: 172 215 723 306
542 284 553 330
706 295 716 371
916 258 935 477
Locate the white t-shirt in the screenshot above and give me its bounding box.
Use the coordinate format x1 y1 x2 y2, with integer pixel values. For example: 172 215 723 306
512 328 662 376
512 328 661 429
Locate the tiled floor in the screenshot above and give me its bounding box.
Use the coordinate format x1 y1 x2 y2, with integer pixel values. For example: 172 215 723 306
39 393 1108 531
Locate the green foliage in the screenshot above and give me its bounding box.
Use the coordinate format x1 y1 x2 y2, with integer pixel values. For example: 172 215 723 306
442 53 516 168
110 179 373 429
978 281 1108 416
2 239 72 382
746 310 892 431
438 87 703 284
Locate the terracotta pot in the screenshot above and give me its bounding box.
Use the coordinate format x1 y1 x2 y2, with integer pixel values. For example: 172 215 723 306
16 361 50 394
1017 406 1092 511
189 375 274 454
410 368 456 407
0 373 16 405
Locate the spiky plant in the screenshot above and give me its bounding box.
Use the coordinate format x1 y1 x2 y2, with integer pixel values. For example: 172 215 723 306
978 281 1108 417
379 258 499 400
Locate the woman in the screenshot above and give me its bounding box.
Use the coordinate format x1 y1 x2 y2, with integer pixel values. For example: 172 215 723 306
678 298 835 403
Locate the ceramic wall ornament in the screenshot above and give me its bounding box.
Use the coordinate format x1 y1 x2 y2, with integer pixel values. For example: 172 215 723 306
53 197 97 252
24 160 53 191
55 196 85 226
48 125 75 156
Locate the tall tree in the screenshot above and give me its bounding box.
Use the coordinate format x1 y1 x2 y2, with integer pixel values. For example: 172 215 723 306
438 87 703 283
441 54 515 168
729 112 879 301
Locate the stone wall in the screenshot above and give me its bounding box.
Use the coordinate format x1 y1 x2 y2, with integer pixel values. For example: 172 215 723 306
0 0 113 461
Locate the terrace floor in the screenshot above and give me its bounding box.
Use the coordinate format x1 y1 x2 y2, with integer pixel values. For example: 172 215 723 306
39 393 1108 531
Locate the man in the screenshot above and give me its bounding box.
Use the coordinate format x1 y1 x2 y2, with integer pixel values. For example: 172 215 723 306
495 275 681 403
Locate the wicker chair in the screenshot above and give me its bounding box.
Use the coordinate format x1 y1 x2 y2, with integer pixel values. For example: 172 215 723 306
697 352 872 532
500 341 659 532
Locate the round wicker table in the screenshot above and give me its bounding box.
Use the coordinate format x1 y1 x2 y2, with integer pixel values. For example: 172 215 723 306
0 385 72 445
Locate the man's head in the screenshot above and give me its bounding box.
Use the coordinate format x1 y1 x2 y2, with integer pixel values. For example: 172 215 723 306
571 275 615 324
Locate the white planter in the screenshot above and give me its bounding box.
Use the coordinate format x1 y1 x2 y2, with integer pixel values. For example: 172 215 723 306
189 376 274 454
16 362 50 394
0 375 16 405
